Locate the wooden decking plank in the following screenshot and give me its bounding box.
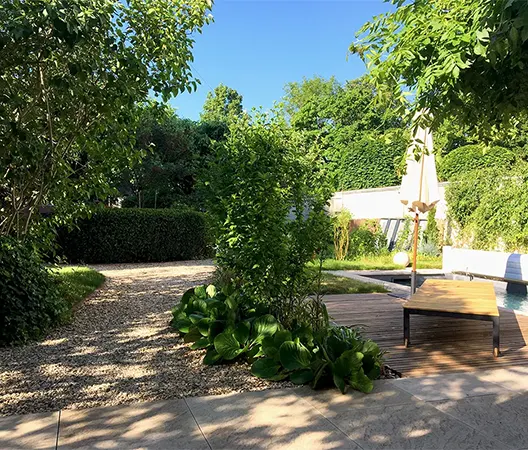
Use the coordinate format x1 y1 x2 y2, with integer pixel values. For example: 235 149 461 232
324 293 528 377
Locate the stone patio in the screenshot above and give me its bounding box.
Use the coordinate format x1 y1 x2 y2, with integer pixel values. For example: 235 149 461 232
2 367 527 449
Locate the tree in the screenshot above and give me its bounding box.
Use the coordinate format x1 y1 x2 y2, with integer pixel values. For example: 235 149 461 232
116 103 225 209
351 0 528 133
0 0 212 240
281 76 406 189
200 84 244 123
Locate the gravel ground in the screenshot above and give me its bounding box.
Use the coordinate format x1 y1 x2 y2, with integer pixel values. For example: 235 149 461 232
0 260 292 416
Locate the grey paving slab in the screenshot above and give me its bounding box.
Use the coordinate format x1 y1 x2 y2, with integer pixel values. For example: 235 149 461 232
390 372 510 401
0 411 59 450
56 399 209 449
327 400 504 450
186 388 359 449
295 380 417 418
478 366 528 392
431 392 528 449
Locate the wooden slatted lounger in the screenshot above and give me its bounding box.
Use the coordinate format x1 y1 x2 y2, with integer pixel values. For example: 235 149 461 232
403 279 500 357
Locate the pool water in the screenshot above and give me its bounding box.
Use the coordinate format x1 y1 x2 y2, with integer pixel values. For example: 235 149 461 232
387 273 528 315
496 287 528 315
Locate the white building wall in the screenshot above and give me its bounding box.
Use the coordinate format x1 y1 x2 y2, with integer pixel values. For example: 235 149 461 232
329 183 449 220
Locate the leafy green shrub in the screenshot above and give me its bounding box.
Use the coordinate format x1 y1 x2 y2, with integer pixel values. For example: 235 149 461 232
252 324 383 393
438 145 517 181
58 208 210 263
172 284 383 394
0 237 67 345
333 210 352 260
336 131 407 190
205 113 332 327
446 164 528 252
394 217 412 252
348 220 387 258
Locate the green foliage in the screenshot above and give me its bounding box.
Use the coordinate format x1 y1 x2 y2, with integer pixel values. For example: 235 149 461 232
319 255 442 271
336 130 408 190
422 207 440 254
0 237 66 345
446 164 528 252
58 208 210 263
394 217 412 252
252 325 383 394
170 284 278 365
0 0 212 241
173 284 384 394
352 0 528 134
205 112 332 327
438 145 519 181
52 267 105 312
282 76 405 190
333 210 352 261
348 221 387 259
116 103 225 209
200 84 244 123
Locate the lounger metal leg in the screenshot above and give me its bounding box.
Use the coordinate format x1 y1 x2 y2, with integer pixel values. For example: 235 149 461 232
492 316 500 357
403 309 410 347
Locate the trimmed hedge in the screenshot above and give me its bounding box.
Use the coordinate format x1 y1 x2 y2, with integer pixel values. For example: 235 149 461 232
59 208 210 263
438 144 517 181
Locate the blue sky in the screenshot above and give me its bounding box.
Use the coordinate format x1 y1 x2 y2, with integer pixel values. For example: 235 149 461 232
171 0 392 120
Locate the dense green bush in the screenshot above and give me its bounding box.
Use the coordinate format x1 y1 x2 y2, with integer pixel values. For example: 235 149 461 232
59 208 210 263
0 237 67 345
171 284 383 394
438 145 517 181
205 113 332 328
348 220 387 258
446 164 528 252
336 131 407 190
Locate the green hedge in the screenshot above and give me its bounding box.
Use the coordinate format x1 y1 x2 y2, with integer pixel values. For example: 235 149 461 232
438 144 517 181
59 208 210 263
336 132 406 191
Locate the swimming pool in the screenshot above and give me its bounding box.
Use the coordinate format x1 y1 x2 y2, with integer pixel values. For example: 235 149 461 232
443 274 528 315
365 271 528 315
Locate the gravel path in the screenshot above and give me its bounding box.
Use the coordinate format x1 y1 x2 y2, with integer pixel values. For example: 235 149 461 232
0 261 291 416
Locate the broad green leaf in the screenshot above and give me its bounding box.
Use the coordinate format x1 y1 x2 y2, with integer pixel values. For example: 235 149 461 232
214 331 243 360
206 284 217 298
196 317 213 336
203 348 222 365
189 313 204 324
333 374 347 394
194 285 207 299
362 341 380 357
234 321 250 345
251 357 280 379
191 337 211 350
184 326 202 343
181 288 194 305
174 318 192 333
350 368 374 394
279 340 312 371
289 368 314 385
252 314 279 341
261 336 279 359
208 320 226 340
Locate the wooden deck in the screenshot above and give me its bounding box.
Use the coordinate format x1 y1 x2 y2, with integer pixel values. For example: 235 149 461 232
325 293 528 377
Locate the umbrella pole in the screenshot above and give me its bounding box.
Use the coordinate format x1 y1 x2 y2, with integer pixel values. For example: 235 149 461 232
411 212 420 294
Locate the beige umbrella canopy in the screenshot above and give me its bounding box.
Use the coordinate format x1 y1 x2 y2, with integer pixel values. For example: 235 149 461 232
400 111 440 293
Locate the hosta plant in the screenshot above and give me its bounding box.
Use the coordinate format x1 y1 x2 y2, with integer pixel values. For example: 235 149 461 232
170 284 278 365
251 324 383 394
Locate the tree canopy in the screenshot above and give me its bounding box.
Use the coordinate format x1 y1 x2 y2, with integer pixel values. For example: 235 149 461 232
281 76 407 190
0 0 212 240
351 0 528 133
200 83 244 123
